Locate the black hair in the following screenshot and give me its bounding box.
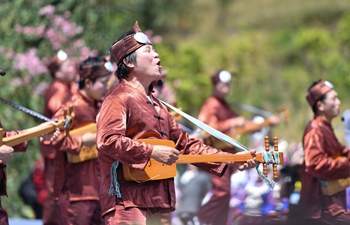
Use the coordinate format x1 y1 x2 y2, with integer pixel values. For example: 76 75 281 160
109 29 137 80
115 52 137 80
308 80 327 113
78 56 107 89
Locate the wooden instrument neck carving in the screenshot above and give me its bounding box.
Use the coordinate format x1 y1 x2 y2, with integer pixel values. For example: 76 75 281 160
0 105 74 147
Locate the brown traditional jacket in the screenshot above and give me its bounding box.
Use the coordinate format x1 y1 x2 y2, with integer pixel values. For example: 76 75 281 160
198 96 239 133
96 79 228 217
40 79 77 159
301 115 350 219
47 91 100 202
198 96 240 153
0 122 27 196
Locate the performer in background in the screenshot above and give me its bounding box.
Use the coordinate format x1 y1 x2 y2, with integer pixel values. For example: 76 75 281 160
341 109 350 213
301 80 350 225
40 50 78 225
1 67 60 224
0 127 21 225
43 56 113 225
96 21 257 225
1 121 59 225
196 70 280 225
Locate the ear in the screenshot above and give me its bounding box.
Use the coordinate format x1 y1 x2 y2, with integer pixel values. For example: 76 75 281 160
84 78 92 88
317 100 324 112
123 59 134 69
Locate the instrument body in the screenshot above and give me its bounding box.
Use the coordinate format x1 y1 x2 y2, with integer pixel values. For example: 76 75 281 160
321 156 350 195
321 177 350 196
66 123 97 163
123 138 283 182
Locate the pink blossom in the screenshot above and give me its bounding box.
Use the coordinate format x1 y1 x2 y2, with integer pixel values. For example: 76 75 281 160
73 39 84 48
80 47 97 60
37 24 46 37
51 16 83 39
75 26 84 35
144 30 162 44
63 11 71 19
15 24 46 38
12 49 48 76
144 30 153 37
5 50 15 59
14 24 22 33
152 35 163 44
23 26 37 35
33 81 50 96
39 5 55 18
8 4 99 79
45 28 61 49
10 77 31 87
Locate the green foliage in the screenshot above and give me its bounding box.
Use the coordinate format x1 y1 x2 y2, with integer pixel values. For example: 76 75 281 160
1 0 350 218
158 42 209 117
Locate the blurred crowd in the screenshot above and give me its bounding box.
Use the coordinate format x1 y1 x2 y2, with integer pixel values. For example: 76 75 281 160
170 125 350 225
18 125 350 224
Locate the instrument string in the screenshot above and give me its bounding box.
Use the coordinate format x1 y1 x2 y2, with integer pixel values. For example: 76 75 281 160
161 100 277 189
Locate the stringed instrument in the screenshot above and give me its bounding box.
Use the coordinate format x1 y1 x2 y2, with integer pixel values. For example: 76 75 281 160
0 106 74 147
321 156 350 196
1 120 98 164
204 109 290 149
321 177 350 196
0 105 98 163
66 123 97 163
123 137 283 182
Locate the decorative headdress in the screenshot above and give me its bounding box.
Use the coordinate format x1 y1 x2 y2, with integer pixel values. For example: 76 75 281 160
46 50 68 77
211 70 232 85
110 21 151 65
305 80 334 107
79 59 114 81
